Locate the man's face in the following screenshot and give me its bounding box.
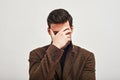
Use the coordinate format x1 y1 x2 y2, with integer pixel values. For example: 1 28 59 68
49 21 73 38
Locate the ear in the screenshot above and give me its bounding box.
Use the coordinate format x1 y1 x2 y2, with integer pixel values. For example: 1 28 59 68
48 28 51 35
71 26 74 33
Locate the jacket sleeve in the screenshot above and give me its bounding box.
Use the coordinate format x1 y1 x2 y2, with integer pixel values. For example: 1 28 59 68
29 45 64 80
80 53 96 80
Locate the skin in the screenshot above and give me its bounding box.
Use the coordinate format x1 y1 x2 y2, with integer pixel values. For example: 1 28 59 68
48 21 73 49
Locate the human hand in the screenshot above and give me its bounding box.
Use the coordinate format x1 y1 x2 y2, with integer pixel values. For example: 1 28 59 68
50 27 72 49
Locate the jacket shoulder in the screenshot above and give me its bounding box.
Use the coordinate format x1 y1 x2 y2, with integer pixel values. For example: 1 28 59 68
73 45 94 57
30 45 49 53
29 45 50 58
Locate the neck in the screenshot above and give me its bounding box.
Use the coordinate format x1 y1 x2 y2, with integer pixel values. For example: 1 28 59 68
62 41 72 50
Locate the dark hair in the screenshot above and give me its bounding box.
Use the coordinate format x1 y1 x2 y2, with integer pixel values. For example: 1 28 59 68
47 9 73 28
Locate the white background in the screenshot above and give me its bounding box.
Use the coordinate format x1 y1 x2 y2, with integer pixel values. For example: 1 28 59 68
0 0 120 80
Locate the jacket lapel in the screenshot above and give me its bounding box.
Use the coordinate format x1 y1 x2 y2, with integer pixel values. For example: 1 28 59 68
55 62 62 79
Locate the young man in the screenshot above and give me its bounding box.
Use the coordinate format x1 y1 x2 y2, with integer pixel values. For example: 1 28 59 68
29 9 96 80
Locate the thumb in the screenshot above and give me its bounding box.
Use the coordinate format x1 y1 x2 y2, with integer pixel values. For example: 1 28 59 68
50 29 55 37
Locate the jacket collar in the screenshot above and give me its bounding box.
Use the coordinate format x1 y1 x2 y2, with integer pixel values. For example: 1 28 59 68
63 41 76 53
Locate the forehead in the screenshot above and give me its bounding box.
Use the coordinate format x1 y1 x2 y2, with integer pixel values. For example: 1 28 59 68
50 21 70 31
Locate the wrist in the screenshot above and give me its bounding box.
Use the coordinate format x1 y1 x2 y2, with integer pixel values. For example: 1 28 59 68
52 42 61 49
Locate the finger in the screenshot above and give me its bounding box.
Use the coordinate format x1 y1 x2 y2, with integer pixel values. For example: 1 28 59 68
49 29 55 37
65 35 71 41
66 34 71 38
63 29 71 35
59 26 70 33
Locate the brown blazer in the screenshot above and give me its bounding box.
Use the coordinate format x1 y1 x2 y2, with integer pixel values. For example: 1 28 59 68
29 44 95 80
